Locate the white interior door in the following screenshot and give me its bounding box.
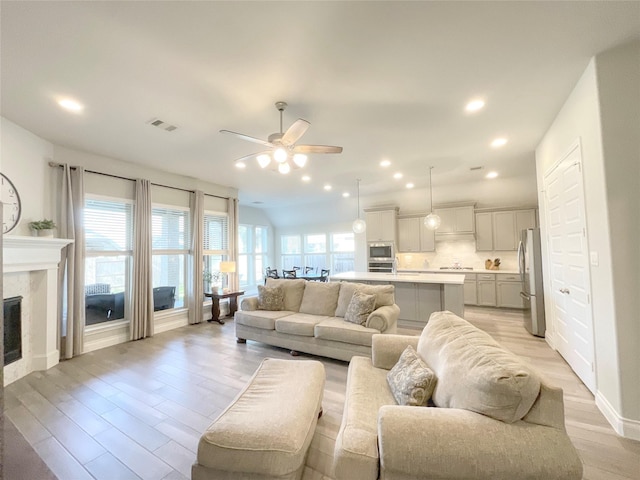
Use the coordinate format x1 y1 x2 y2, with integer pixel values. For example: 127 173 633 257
544 142 595 392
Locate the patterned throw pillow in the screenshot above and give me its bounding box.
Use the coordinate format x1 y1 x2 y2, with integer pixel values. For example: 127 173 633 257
257 285 284 311
343 291 376 325
387 345 437 406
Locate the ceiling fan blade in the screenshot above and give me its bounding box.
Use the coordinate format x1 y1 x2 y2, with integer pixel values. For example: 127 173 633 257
220 129 273 148
281 119 310 146
294 144 343 154
234 151 271 163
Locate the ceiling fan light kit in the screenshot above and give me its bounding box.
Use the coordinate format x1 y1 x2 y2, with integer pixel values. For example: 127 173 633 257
221 101 342 175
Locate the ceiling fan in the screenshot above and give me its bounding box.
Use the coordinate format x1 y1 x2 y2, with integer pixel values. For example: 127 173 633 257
220 101 343 174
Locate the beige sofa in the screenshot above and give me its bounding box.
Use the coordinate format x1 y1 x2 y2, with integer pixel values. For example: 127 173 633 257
334 311 583 480
235 278 400 362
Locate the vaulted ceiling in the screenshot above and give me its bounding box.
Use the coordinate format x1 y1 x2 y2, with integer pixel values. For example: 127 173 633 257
2 1 639 212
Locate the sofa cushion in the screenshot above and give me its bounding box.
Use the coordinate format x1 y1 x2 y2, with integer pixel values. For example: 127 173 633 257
257 285 284 311
299 281 341 316
275 313 329 337
335 282 395 317
315 317 380 347
344 292 376 325
417 311 541 423
265 278 306 312
235 310 293 330
387 345 437 407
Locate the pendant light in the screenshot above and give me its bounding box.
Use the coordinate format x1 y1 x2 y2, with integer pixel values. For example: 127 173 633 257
424 166 441 230
352 178 366 234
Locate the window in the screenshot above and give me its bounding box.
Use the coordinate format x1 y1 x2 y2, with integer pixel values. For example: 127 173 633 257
152 206 189 310
279 231 355 275
330 232 355 273
203 211 228 291
238 225 269 289
84 197 133 326
281 235 302 270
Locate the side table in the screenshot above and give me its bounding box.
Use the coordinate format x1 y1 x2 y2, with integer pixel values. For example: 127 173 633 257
205 290 245 325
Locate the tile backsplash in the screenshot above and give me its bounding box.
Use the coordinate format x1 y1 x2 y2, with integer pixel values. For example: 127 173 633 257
397 238 518 270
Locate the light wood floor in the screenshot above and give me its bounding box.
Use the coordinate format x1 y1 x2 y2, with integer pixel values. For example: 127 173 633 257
4 307 639 479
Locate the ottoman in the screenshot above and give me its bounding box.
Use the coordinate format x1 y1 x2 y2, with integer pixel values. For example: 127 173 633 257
192 358 325 480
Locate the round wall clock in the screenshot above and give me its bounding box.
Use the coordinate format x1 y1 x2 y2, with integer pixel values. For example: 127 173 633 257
1 172 22 234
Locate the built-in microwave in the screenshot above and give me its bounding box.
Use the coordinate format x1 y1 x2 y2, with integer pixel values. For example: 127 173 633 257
368 261 394 273
368 242 394 261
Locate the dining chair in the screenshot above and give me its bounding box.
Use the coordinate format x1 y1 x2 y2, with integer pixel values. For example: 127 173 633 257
264 267 280 285
304 266 315 275
282 269 298 279
320 269 330 282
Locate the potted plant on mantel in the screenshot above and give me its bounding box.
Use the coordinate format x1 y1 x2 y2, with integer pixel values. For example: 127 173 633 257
28 219 57 237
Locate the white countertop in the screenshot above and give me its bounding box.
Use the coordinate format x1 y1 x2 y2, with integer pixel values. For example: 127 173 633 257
331 271 465 285
397 268 520 275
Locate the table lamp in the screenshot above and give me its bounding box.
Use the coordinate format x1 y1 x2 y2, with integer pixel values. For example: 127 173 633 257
220 261 236 293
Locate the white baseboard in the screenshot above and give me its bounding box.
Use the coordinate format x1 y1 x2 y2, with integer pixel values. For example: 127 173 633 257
84 330 130 354
596 391 640 441
155 315 189 334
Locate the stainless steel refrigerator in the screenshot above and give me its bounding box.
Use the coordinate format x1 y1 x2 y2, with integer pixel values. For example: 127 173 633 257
518 228 546 337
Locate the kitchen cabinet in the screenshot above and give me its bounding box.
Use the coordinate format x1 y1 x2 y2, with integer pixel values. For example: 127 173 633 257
365 208 398 243
496 273 524 308
475 209 537 251
433 206 475 235
463 273 477 305
476 273 497 306
397 216 435 252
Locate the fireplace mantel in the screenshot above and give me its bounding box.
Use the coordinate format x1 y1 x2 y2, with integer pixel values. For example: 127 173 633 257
3 235 73 384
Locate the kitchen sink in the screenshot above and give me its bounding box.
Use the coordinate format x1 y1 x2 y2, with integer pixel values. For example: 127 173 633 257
439 267 474 270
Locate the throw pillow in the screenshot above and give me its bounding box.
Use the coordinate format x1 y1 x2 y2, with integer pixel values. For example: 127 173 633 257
343 291 376 325
257 285 284 311
387 345 437 407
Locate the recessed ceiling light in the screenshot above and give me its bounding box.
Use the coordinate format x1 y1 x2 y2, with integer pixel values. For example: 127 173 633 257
380 159 391 167
486 171 499 179
301 175 311 182
393 172 403 180
235 161 246 169
324 184 332 191
58 98 84 112
342 192 350 198
406 183 414 189
490 137 508 148
465 99 485 112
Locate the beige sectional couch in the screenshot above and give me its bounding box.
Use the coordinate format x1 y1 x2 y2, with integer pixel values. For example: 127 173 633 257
334 310 583 480
235 278 400 362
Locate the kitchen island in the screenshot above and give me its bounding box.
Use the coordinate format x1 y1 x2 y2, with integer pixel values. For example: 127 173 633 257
331 271 465 329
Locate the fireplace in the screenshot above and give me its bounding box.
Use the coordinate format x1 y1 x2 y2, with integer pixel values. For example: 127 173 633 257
4 295 22 365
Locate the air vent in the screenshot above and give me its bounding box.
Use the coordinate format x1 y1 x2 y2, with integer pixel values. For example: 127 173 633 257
470 166 483 171
148 118 178 132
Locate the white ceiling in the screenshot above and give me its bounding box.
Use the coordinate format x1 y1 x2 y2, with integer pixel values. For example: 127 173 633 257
2 1 639 212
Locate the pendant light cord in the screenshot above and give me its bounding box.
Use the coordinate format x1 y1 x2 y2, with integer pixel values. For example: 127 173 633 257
356 178 361 219
429 167 434 212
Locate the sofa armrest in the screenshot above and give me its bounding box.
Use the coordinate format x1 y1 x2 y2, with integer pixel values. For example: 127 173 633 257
377 405 583 480
371 334 419 370
365 304 399 333
240 296 259 311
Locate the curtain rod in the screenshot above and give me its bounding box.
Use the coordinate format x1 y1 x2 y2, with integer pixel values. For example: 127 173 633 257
48 161 229 200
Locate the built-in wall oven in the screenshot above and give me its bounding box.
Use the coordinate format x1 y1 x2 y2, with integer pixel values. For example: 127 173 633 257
368 261 394 273
368 242 395 273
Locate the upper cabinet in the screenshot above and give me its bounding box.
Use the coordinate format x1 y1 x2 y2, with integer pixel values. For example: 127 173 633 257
475 208 537 251
433 205 475 235
365 208 398 243
397 216 435 252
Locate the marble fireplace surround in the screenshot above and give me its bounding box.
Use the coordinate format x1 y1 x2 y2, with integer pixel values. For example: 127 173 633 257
3 236 71 385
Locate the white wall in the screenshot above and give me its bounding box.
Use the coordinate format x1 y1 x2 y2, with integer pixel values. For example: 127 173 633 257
1 117 54 236
536 41 640 439
595 40 640 428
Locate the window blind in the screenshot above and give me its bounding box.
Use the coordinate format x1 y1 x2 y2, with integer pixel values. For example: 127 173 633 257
204 211 228 253
85 198 133 251
152 206 190 251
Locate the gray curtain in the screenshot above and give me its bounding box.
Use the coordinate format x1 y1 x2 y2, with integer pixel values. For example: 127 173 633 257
227 197 239 292
188 190 204 324
131 178 154 340
58 165 85 359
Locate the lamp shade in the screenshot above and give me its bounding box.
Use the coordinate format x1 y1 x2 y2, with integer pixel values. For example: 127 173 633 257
219 261 236 273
